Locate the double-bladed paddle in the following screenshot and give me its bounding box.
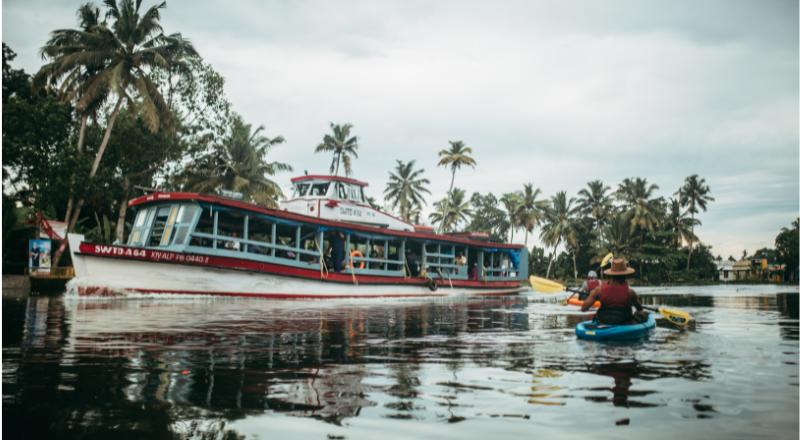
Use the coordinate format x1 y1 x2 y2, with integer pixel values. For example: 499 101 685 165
528 275 691 325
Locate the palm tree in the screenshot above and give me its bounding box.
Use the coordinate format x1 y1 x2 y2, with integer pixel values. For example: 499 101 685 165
35 0 197 265
314 123 358 176
33 3 106 225
676 175 714 269
577 180 614 231
179 115 292 207
383 160 431 222
539 191 580 279
519 183 548 248
500 192 524 242
664 198 698 251
429 188 473 233
590 215 637 263
436 141 476 233
616 177 664 277
406 203 423 225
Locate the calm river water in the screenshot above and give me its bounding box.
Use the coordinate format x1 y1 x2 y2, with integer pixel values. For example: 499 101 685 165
3 285 798 440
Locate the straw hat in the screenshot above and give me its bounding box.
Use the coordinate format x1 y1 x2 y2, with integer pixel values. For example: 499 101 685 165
603 258 635 275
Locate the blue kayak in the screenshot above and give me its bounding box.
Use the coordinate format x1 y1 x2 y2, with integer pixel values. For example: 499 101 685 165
575 314 656 340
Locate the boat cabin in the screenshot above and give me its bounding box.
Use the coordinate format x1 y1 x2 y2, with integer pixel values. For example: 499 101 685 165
125 192 527 284
281 175 414 231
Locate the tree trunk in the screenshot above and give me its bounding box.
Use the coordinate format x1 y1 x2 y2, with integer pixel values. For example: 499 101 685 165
572 246 578 279
116 177 131 243
53 95 125 267
437 168 456 234
334 153 340 176
63 115 88 224
546 237 560 279
686 211 695 270
510 220 514 243
639 229 644 280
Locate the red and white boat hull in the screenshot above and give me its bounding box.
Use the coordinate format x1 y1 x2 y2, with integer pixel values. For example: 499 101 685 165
67 235 521 299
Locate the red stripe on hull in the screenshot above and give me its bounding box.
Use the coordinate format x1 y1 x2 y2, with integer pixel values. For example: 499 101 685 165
77 286 519 299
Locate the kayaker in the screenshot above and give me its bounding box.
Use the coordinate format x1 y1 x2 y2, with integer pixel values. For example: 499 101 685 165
581 259 648 325
578 271 601 300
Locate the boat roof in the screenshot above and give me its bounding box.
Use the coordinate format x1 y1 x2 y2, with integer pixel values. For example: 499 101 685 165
290 175 368 187
128 192 524 250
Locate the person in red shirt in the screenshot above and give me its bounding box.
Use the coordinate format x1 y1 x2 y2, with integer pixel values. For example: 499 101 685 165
581 259 647 325
578 271 601 300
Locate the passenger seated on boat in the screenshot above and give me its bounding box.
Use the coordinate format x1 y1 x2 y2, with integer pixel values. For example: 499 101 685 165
225 232 241 251
469 263 478 280
307 256 318 264
323 247 332 269
369 251 382 270
248 235 266 255
581 259 647 325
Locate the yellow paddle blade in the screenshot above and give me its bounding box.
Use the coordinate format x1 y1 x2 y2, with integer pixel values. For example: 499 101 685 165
529 276 567 294
600 253 614 267
658 308 691 325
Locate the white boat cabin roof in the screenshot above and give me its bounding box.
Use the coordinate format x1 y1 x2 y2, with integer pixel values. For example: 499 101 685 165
288 175 369 202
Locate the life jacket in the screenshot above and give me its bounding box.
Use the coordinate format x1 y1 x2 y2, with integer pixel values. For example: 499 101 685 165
596 282 633 325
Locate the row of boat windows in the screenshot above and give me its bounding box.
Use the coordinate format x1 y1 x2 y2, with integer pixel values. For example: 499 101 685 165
292 182 366 203
128 203 519 278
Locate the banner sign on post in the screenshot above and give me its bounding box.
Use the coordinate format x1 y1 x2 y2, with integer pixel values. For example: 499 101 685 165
29 239 51 275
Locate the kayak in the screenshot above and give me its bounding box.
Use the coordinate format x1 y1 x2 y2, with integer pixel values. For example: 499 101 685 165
568 297 601 308
575 314 656 340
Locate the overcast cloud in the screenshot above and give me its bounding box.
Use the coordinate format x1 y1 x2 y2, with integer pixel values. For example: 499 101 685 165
4 0 798 257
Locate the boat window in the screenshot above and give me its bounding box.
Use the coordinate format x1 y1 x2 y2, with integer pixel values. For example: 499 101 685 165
295 183 310 197
310 182 329 197
190 209 216 248
134 210 147 228
172 205 199 246
128 208 152 246
359 187 366 203
217 210 245 252
246 216 274 256
148 206 173 247
350 187 360 201
337 183 348 199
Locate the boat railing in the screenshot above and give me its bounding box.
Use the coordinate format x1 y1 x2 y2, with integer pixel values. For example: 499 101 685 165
186 232 323 270
423 244 468 280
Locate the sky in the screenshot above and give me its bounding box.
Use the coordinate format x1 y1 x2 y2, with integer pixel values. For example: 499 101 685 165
3 0 799 258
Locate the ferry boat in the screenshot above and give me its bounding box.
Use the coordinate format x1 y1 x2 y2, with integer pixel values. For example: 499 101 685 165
67 175 527 298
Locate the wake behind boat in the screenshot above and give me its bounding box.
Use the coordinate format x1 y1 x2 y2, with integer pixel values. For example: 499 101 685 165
68 174 527 299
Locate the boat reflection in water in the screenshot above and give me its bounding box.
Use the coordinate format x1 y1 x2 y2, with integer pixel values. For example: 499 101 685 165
61 296 529 422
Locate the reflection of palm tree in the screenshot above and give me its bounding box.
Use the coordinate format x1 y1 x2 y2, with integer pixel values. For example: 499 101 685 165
314 123 358 176
540 191 579 279
676 175 714 270
179 115 292 207
519 183 548 249
383 160 431 223
429 188 472 233
436 141 476 233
